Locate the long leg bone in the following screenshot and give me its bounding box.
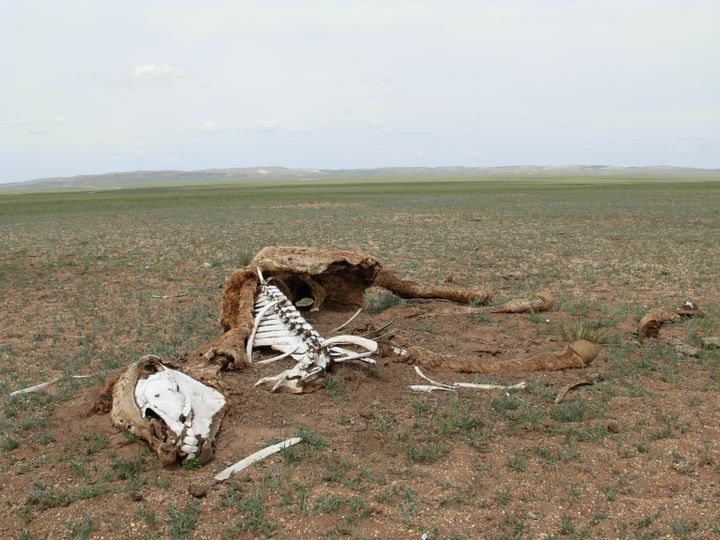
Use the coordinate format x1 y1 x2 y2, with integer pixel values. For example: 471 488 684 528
214 437 303 481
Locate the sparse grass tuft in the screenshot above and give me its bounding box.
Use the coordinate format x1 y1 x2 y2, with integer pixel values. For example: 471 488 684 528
364 291 401 314
168 500 200 540
561 321 608 343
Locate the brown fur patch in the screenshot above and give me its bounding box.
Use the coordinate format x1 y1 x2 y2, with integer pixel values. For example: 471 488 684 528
490 290 555 313
85 376 118 415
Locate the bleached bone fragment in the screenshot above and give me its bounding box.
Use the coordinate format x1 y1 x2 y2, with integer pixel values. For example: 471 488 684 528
454 381 527 390
249 271 377 393
9 375 93 397
214 437 303 481
328 308 363 334
410 384 456 393
410 366 527 392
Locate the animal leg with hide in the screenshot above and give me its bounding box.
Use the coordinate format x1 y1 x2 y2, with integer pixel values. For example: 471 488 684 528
489 291 554 313
396 340 599 374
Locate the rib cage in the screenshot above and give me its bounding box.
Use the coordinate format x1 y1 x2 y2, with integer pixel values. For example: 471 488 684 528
248 270 378 393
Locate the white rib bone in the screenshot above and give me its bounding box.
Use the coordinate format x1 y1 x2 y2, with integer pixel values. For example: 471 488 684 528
248 271 377 393
246 300 280 361
328 308 363 334
410 385 457 393
413 366 454 389
255 346 299 365
411 366 527 392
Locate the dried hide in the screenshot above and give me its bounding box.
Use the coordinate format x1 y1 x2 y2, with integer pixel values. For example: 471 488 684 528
637 300 704 338
489 291 555 313
247 246 490 309
110 356 227 465
401 340 599 374
210 246 490 366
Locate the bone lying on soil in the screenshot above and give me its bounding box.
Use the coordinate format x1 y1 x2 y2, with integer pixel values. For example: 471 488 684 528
214 437 303 482
9 375 93 397
328 308 363 334
554 373 602 404
374 268 490 305
411 365 527 392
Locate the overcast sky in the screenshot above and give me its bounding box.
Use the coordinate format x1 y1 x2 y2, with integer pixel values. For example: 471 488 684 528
1 0 718 183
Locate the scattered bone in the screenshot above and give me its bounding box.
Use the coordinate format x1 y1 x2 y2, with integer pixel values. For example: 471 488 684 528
214 437 303 482
400 340 599 374
410 385 456 393
9 375 93 397
410 365 527 393
554 373 602 404
362 319 396 339
676 299 704 318
150 292 188 299
328 308 363 334
489 290 555 313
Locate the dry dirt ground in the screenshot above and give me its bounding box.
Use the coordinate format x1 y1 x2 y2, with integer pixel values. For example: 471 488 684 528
1 178 719 539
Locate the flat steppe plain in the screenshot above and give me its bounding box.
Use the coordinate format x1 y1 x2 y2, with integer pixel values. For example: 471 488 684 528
1 174 719 539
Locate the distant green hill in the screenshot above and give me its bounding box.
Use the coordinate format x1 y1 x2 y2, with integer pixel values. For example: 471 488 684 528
2 165 718 193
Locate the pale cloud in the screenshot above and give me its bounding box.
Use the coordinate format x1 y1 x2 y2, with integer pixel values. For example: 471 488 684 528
256 120 278 132
132 63 186 80
200 121 224 132
1 1 718 182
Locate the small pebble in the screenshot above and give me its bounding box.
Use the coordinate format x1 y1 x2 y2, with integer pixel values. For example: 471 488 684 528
188 484 208 498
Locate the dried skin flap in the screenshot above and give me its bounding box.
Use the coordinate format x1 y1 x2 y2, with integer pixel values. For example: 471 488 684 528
490 291 555 313
637 308 680 338
403 340 599 374
638 301 704 338
251 246 382 309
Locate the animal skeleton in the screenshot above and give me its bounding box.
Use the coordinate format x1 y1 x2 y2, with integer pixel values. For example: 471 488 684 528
249 270 378 393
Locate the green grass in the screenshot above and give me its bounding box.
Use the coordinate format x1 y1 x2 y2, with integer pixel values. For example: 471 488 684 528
168 500 200 540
